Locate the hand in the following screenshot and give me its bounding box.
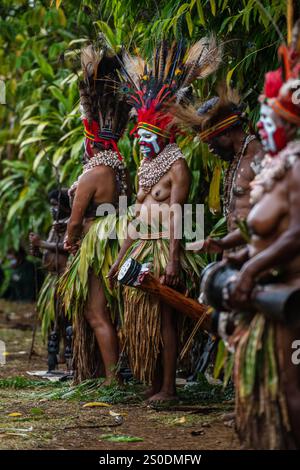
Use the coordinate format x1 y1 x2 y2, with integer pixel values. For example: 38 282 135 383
224 247 249 267
107 261 120 290
203 237 224 253
64 237 80 255
186 237 224 253
29 233 41 247
160 259 180 287
229 266 255 307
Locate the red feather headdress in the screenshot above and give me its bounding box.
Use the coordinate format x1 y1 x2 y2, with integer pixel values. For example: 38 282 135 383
120 37 222 140
260 20 300 125
79 45 130 159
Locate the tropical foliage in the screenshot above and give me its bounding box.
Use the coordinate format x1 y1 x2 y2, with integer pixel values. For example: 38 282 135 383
0 0 288 256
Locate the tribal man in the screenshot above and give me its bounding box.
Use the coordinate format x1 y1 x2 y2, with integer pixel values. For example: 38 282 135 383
172 86 263 254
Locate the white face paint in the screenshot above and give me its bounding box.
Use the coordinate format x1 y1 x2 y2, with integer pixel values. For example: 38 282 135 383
258 104 277 153
137 128 161 158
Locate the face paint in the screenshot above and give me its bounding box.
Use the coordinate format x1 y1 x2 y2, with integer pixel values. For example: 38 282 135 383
137 129 162 158
257 104 287 154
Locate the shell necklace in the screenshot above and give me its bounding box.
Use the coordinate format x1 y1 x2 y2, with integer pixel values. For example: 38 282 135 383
69 150 127 197
223 134 256 215
138 143 184 193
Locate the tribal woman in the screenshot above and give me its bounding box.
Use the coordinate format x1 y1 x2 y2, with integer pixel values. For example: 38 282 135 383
108 38 221 401
59 45 131 384
226 26 300 449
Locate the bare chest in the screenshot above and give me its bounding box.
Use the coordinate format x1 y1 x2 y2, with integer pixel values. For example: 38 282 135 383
248 180 289 238
137 172 171 204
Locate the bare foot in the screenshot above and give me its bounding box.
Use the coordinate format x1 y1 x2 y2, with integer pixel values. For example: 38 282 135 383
143 384 162 399
100 376 122 387
143 388 156 399
147 391 178 404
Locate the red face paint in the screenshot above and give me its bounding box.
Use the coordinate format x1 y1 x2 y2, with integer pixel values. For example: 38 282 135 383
258 104 287 155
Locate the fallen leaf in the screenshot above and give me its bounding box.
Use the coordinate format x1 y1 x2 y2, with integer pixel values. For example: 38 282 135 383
0 426 33 433
100 434 144 443
109 410 128 417
1 432 29 438
30 407 44 415
173 416 186 424
8 412 22 417
82 402 111 408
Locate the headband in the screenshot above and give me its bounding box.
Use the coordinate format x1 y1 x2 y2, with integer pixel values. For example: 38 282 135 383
132 122 171 139
199 114 241 142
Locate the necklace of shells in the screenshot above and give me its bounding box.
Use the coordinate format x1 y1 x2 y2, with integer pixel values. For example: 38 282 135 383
138 143 184 193
250 140 300 206
69 150 127 199
223 134 256 216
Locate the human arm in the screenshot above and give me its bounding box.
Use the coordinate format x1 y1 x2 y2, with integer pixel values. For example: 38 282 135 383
161 159 190 287
65 172 95 253
39 240 67 254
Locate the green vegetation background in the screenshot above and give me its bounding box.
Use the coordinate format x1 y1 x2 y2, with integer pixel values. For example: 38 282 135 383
0 0 288 256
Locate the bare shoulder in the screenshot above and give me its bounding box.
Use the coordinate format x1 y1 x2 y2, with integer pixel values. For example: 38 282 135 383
170 158 190 177
79 165 114 184
245 138 263 159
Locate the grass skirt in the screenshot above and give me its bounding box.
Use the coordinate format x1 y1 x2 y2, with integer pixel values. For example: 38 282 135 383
122 237 203 384
37 273 58 340
59 213 126 382
232 313 292 449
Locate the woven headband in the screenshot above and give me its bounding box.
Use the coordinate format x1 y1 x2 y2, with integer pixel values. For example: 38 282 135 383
199 114 241 142
84 129 119 141
135 122 171 138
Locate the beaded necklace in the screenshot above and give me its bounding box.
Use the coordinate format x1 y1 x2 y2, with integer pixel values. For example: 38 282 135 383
223 134 256 216
69 150 127 198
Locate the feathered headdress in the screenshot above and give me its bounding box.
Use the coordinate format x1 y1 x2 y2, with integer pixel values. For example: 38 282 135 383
170 84 244 142
260 19 300 125
79 44 130 159
120 36 222 139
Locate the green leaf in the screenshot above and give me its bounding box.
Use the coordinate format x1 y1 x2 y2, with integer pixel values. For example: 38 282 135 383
185 12 193 37
94 21 117 48
30 407 44 416
49 86 68 110
196 0 205 25
20 136 47 149
35 53 54 80
210 0 216 16
176 3 190 17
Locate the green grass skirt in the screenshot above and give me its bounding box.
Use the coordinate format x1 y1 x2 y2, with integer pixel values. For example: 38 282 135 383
232 313 292 449
58 213 127 382
37 272 58 340
122 238 204 384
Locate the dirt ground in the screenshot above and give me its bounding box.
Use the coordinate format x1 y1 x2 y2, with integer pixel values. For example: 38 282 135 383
0 299 241 450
